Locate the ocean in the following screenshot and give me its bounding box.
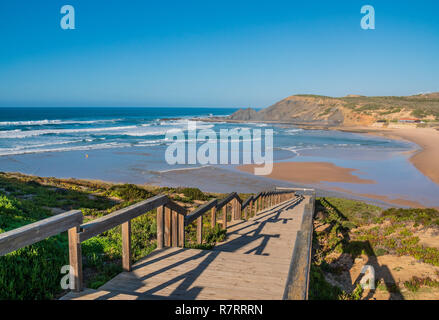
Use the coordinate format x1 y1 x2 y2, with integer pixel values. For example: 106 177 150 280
1 107 438 207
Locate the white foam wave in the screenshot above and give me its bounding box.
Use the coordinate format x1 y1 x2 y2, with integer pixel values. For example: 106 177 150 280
0 119 122 126
284 128 304 135
157 165 211 174
0 142 132 156
0 126 137 139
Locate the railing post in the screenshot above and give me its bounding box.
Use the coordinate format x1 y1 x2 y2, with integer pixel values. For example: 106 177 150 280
171 210 178 247
237 199 242 220
178 212 185 248
253 198 260 216
197 216 203 244
122 220 132 272
249 199 253 217
211 206 217 228
156 205 164 249
164 207 171 247
222 206 227 229
68 226 83 292
257 197 261 214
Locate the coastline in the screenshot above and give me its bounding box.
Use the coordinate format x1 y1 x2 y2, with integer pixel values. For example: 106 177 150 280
335 126 439 185
206 117 439 187
215 118 439 208
1 113 438 209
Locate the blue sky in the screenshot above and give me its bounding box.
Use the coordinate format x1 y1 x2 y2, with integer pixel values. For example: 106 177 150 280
0 0 438 108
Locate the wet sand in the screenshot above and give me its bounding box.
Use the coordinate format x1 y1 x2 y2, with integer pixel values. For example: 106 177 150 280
338 127 439 185
371 128 439 185
237 162 375 184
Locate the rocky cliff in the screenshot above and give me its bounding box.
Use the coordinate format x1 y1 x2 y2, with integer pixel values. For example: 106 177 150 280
229 93 439 126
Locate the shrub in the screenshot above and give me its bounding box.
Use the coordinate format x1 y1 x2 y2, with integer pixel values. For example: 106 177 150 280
382 208 439 226
107 184 152 201
177 187 208 201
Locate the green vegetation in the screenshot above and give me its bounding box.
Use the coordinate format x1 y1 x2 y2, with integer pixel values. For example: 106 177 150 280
319 108 333 117
311 197 439 300
0 174 163 299
295 94 332 99
186 225 227 250
176 187 210 201
106 184 152 201
404 276 439 293
382 208 439 227
340 95 439 119
0 173 229 300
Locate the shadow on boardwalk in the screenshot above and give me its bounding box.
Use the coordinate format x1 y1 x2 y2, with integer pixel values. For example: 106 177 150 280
92 198 304 300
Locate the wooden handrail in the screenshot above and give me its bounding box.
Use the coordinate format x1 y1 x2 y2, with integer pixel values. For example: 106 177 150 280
1 187 297 293
241 196 253 210
79 195 169 242
185 199 217 225
0 210 83 256
216 192 240 211
164 200 188 216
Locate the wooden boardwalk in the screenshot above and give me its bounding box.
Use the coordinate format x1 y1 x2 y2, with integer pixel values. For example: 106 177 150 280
62 195 310 300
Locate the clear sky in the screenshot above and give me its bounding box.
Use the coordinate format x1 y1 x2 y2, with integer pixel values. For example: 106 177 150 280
0 0 438 108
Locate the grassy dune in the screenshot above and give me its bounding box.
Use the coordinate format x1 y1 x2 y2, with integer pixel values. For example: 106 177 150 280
0 173 227 299
311 197 439 300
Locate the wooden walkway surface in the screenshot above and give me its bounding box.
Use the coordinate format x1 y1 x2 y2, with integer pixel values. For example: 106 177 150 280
62 196 309 300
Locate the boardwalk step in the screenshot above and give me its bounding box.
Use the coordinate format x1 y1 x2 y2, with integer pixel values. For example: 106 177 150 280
61 195 310 300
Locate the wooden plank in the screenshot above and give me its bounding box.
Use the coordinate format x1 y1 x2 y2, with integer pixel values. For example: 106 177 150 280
283 195 315 300
122 221 131 272
171 210 178 247
231 198 237 221
68 226 83 292
222 206 227 229
164 207 171 247
80 195 168 242
178 213 185 248
0 210 82 256
196 216 203 244
211 206 216 228
165 201 187 216
185 199 217 225
216 192 237 211
241 196 253 210
156 206 164 249
61 194 311 301
236 199 242 221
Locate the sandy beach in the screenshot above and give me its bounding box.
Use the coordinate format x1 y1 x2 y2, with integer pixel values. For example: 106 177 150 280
337 126 439 185
235 125 439 208
237 162 376 185
368 127 439 185
236 125 439 187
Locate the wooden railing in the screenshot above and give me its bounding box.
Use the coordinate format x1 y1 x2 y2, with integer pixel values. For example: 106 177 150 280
0 189 297 292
